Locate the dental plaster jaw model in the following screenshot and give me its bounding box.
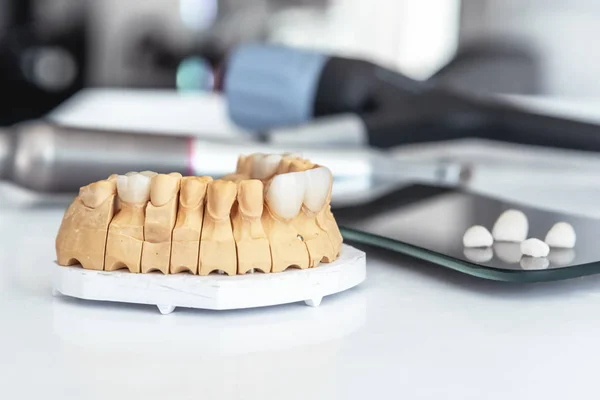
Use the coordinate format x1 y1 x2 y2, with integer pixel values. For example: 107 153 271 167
55 179 117 270
53 153 359 313
462 225 493 248
520 238 550 258
56 153 344 278
492 209 529 242
544 222 576 248
170 176 212 274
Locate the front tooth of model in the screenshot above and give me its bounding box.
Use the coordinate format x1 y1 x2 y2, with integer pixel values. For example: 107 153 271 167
142 172 182 274
288 159 310 173
106 173 150 273
170 176 212 274
266 171 306 220
117 173 152 204
140 170 158 177
198 180 238 276
303 167 332 213
252 154 281 180
150 172 182 207
79 180 116 209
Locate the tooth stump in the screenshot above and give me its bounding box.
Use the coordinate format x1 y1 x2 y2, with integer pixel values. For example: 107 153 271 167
170 176 211 274
141 173 182 274
293 167 335 267
105 173 152 273
232 180 272 274
263 171 310 272
56 179 116 270
223 155 253 181
315 180 343 261
56 153 343 277
198 180 238 276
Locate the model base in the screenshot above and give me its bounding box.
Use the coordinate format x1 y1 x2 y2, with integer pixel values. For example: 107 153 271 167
52 244 365 314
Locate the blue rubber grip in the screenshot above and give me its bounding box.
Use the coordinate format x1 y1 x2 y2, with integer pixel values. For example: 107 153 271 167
224 44 328 132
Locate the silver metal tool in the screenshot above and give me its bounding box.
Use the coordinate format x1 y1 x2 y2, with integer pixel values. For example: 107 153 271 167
0 120 467 195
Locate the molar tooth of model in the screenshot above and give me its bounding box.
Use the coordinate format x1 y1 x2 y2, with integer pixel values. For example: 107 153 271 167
198 180 238 276
170 176 212 274
252 154 282 180
291 166 336 267
79 180 117 209
141 173 182 274
275 156 295 175
104 172 152 273
56 179 117 270
232 179 272 274
263 172 310 272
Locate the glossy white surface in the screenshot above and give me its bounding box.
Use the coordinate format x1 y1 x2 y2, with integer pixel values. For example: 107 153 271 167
3 182 600 400
52 244 366 312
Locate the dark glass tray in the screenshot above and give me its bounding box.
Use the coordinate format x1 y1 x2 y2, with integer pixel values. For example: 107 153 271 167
333 184 600 282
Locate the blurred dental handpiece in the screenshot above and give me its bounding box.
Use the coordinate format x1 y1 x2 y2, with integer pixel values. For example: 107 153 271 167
0 121 463 193
223 44 600 153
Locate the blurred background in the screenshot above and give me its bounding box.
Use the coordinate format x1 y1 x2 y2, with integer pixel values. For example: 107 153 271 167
5 0 600 125
4 0 600 215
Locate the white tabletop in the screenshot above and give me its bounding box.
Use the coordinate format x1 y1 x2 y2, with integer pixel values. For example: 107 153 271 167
3 171 600 400
4 91 600 399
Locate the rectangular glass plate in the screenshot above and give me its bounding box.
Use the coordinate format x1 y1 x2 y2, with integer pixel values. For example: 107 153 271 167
333 184 600 282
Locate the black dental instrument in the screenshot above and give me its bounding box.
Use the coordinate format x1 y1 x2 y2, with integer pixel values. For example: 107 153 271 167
223 44 600 152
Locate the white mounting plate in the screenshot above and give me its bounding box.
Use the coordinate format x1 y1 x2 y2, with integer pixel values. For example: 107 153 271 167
52 244 366 314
